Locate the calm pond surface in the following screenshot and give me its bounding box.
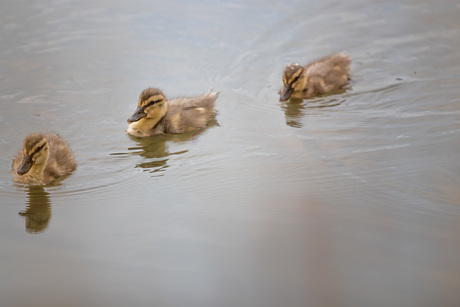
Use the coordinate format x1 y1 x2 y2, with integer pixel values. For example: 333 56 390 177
1 0 459 306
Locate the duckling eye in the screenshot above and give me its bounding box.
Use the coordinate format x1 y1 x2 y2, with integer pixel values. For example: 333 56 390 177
291 75 300 84
29 143 46 161
144 99 162 108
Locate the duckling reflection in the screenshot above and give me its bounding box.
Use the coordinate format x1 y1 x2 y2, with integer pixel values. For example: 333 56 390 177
281 97 306 128
281 97 346 128
18 186 51 234
126 132 203 173
119 112 218 173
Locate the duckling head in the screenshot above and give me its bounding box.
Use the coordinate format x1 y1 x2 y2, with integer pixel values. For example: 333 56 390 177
280 63 306 101
127 88 167 124
17 133 50 176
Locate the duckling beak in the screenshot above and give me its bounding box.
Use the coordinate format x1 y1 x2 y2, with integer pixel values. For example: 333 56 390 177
280 84 293 102
17 155 32 175
127 107 146 123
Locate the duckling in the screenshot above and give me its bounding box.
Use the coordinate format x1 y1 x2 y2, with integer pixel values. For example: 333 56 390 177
12 133 76 185
280 53 351 101
127 88 219 137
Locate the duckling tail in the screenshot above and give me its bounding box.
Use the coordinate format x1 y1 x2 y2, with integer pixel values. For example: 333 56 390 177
206 87 220 98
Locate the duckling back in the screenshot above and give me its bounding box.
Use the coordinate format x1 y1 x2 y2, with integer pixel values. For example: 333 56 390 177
156 90 219 134
304 53 351 95
44 134 77 179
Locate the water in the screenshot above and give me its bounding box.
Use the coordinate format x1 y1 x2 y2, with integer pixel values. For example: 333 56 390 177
1 0 459 306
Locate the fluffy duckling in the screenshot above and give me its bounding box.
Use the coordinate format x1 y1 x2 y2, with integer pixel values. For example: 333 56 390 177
280 53 351 101
127 88 219 137
12 133 76 185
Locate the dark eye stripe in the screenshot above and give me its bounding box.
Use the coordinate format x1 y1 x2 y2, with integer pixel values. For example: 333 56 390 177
143 99 162 109
29 143 46 160
291 75 300 84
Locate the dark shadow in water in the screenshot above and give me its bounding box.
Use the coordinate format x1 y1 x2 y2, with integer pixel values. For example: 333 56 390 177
112 119 218 174
18 186 51 234
280 81 405 128
282 97 307 128
127 134 190 174
281 94 347 128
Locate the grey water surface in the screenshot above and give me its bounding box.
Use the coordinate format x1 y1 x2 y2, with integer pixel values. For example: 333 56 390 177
1 0 459 306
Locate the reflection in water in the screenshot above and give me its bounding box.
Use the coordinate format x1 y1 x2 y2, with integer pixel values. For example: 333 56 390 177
281 83 403 127
128 134 190 174
112 120 218 174
282 98 306 128
281 97 346 128
18 186 51 234
111 134 192 174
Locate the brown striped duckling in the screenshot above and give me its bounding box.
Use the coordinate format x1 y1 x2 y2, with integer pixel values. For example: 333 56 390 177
127 88 219 137
12 133 76 185
280 53 351 101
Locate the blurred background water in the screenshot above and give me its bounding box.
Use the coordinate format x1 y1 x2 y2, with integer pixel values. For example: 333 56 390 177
1 0 459 306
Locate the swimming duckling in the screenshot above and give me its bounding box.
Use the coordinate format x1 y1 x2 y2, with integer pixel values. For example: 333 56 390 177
280 53 351 101
127 88 219 137
12 133 76 185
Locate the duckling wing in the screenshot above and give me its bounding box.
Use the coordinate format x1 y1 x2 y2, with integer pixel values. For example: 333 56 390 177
305 53 351 93
164 92 218 134
44 134 77 178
